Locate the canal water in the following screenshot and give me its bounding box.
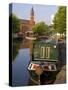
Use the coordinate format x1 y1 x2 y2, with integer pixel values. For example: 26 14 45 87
12 40 35 86
12 49 30 86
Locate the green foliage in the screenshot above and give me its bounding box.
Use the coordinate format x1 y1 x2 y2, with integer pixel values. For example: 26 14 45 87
9 14 20 33
32 22 49 36
53 6 66 34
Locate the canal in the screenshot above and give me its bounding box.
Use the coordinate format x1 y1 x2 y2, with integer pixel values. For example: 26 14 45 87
12 40 36 86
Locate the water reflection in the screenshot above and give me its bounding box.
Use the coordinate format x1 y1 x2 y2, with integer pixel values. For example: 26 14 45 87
12 39 33 86
12 42 20 60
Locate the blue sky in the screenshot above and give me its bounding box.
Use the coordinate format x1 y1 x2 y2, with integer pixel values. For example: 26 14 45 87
12 3 58 25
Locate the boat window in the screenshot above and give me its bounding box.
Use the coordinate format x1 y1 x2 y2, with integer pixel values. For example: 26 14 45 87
45 47 50 59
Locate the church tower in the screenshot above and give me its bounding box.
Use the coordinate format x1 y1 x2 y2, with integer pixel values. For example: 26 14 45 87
31 7 34 21
30 7 35 30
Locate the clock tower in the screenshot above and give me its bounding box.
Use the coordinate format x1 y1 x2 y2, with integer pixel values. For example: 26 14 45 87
30 7 35 30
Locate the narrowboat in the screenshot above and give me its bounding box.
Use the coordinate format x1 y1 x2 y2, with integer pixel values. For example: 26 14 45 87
28 39 60 85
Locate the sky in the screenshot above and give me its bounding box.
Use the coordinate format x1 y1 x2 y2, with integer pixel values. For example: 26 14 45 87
11 3 59 25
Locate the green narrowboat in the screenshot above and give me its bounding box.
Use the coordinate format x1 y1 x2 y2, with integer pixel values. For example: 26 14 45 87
28 39 60 85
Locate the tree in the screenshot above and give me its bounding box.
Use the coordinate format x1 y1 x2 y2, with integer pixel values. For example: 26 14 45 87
53 6 66 34
32 22 49 36
9 14 20 33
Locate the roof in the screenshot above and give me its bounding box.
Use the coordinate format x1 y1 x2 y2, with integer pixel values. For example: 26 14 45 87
19 19 30 24
19 19 35 24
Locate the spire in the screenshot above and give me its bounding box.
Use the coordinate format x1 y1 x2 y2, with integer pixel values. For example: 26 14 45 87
31 7 34 16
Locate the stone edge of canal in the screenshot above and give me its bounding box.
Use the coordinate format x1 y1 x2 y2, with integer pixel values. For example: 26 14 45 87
54 65 66 84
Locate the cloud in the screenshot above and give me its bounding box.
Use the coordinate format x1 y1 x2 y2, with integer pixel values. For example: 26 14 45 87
50 14 54 24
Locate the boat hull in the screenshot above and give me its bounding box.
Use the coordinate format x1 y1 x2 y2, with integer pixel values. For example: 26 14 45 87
28 70 59 85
